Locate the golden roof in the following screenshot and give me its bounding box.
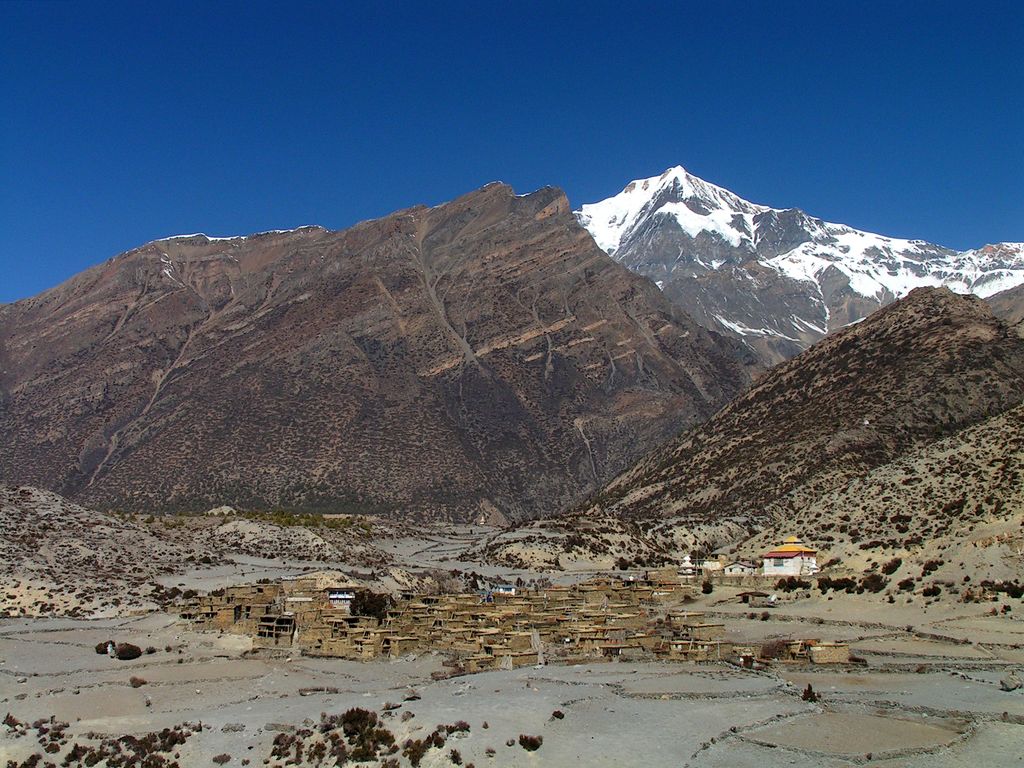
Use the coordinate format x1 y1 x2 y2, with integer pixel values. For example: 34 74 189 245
765 543 817 555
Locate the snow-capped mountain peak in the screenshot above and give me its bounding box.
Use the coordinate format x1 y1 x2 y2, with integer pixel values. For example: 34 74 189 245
576 166 764 254
575 167 1024 363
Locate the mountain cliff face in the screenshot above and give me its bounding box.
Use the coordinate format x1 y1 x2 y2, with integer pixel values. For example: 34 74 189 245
597 287 1024 534
577 167 1024 363
0 184 756 521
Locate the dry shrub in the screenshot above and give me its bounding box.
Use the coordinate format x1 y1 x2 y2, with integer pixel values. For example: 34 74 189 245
518 734 543 751
115 643 143 660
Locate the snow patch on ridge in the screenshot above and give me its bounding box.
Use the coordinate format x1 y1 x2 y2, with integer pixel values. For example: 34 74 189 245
159 226 325 243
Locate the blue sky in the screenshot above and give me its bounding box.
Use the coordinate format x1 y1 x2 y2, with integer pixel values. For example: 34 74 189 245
2 1 1021 302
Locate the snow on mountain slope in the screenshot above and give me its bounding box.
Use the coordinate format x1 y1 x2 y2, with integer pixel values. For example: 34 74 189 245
577 167 761 253
576 167 1024 362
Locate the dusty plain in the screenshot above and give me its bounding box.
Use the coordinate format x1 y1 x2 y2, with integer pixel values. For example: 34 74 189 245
2 524 1023 767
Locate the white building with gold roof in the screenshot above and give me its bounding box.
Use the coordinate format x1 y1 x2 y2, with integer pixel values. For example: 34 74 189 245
761 536 819 577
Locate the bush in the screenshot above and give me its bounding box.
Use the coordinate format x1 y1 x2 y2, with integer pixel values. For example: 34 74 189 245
212 755 231 765
818 577 857 593
115 643 142 660
402 739 429 767
776 577 811 592
449 748 462 765
860 574 888 593
518 734 543 751
551 710 564 720
326 707 396 762
701 581 714 594
801 684 818 702
897 578 916 592
881 558 902 575
95 641 113 655
922 585 941 597
129 676 147 688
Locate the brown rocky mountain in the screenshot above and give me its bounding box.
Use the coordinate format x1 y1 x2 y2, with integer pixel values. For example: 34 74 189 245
601 287 1024 526
988 283 1024 332
0 184 756 521
479 287 1024 568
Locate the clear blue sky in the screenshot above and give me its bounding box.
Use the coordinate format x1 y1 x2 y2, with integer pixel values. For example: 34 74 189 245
2 1 1021 302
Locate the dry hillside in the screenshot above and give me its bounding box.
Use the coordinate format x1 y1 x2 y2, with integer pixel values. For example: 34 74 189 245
482 288 1024 571
601 288 1024 530
0 184 756 522
738 400 1024 593
0 486 388 617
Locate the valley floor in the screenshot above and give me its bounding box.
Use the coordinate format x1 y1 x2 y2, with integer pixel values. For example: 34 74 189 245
2 564 1022 767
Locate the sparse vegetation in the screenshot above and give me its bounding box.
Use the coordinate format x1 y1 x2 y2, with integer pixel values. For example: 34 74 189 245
776 577 811 592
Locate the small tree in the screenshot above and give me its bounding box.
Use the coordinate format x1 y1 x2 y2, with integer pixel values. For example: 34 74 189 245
518 734 543 751
350 591 392 622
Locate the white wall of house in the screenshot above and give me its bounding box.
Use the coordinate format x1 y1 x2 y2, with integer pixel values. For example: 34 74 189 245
762 556 818 577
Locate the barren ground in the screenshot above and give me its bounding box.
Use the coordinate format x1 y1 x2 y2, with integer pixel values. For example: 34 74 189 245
2 528 1023 767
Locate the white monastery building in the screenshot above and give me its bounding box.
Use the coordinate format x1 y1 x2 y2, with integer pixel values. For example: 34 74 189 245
761 536 819 577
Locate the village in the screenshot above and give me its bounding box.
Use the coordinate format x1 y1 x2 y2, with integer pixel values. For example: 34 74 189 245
5 522 1021 768
176 536 851 669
